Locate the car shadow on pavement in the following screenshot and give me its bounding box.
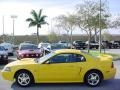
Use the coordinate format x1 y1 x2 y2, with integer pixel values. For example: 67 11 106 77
11 79 120 90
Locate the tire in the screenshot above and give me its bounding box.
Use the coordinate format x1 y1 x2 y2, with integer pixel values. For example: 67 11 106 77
96 46 99 49
4 60 8 64
83 47 85 49
15 71 33 87
84 71 102 87
17 56 20 60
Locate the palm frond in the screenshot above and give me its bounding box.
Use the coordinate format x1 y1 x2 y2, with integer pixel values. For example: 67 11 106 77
31 10 39 22
39 9 42 18
39 15 47 22
26 18 34 22
29 22 37 27
39 21 48 25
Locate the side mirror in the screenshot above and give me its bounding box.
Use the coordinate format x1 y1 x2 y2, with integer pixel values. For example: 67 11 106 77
81 56 85 61
5 49 8 51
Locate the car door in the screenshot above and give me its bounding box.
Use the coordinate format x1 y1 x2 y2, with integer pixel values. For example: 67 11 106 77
38 53 82 82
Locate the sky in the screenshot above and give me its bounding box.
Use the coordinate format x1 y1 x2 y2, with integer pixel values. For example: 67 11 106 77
0 0 120 35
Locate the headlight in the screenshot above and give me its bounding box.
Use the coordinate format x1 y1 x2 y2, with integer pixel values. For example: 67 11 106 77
4 67 11 71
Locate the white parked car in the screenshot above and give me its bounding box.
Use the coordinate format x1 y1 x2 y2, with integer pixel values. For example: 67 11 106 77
0 42 14 56
0 46 8 63
58 41 71 48
38 42 51 54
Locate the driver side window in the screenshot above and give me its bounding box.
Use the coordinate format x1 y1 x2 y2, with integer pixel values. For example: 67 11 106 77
49 54 70 64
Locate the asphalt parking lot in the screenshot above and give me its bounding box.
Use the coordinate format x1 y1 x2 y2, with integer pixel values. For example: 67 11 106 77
0 49 120 90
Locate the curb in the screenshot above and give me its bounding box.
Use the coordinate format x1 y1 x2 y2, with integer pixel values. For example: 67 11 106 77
113 58 120 61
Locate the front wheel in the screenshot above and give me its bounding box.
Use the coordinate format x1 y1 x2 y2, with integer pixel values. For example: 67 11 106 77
84 71 102 87
15 71 33 87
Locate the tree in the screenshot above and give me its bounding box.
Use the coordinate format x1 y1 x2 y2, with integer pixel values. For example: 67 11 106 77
48 31 58 43
75 0 110 53
102 31 112 41
111 14 120 28
55 14 76 47
26 9 48 44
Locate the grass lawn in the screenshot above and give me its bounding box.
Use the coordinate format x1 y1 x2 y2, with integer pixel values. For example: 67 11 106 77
89 50 120 60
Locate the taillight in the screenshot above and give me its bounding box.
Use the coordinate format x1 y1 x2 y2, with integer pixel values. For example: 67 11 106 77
111 62 114 68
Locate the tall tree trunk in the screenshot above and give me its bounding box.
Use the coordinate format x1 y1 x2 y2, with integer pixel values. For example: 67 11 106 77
70 30 73 49
37 26 39 44
94 28 97 42
67 30 69 48
88 29 91 53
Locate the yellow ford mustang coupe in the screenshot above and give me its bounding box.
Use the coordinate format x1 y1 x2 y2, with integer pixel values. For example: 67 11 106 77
1 49 116 87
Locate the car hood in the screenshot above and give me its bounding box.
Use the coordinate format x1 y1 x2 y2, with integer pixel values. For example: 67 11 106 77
5 58 36 67
18 49 41 54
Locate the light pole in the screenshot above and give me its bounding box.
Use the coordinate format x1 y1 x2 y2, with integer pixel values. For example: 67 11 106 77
2 16 5 42
99 0 102 53
11 15 17 45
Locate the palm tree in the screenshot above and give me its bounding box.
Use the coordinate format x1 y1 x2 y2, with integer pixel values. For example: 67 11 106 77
26 9 48 44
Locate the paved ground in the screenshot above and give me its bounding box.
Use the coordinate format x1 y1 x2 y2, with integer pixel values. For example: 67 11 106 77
105 49 120 54
0 60 120 90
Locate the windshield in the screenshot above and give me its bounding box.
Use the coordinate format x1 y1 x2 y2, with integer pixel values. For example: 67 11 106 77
37 52 55 63
0 46 5 51
42 43 50 47
51 44 67 50
76 41 83 43
20 45 38 50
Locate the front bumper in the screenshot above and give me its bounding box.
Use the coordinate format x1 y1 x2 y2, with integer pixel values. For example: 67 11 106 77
0 55 8 61
1 70 14 81
104 68 116 80
19 53 42 59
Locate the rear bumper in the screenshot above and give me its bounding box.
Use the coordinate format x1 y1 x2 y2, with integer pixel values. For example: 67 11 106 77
104 68 116 80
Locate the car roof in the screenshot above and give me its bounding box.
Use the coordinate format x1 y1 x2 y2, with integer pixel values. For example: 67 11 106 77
20 43 35 46
54 49 81 54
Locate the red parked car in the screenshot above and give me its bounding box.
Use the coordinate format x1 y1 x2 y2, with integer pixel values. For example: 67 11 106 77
17 43 42 59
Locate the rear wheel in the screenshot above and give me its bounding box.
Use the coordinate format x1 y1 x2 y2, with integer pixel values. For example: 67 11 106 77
84 71 102 87
15 71 33 87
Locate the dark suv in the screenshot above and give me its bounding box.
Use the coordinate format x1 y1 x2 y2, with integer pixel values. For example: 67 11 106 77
102 41 112 49
73 40 86 49
111 41 120 49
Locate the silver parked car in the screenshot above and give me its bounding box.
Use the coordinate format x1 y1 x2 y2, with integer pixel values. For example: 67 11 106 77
0 46 8 64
